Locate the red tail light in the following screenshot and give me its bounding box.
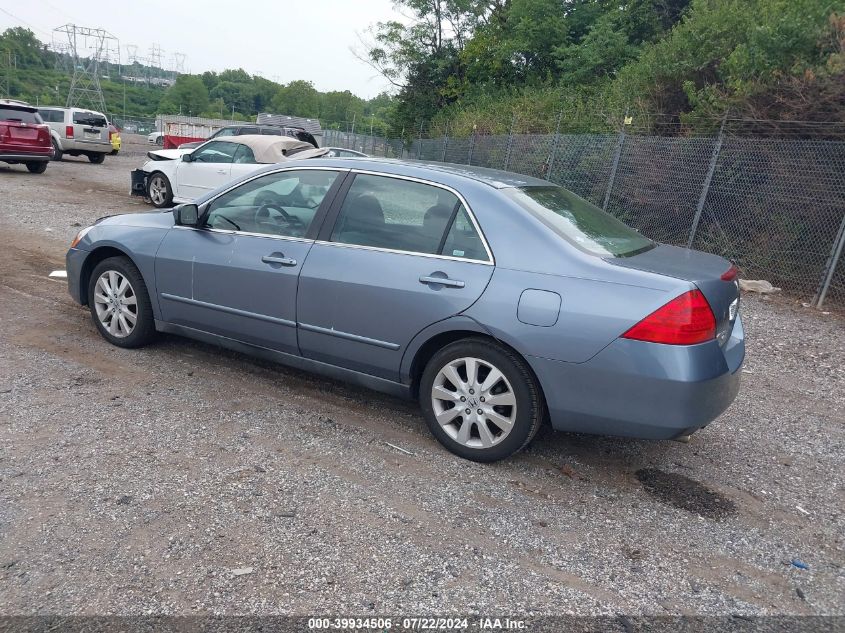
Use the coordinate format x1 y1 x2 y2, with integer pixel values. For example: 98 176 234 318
65 125 74 138
720 264 738 281
622 290 716 345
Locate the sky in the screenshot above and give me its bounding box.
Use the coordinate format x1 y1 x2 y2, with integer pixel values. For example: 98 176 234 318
0 0 401 99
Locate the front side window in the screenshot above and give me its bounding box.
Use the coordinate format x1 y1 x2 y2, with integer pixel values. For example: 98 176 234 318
205 169 340 238
330 174 487 260
505 186 654 258
191 141 239 163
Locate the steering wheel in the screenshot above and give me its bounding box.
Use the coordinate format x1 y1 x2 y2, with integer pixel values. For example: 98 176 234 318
254 203 302 228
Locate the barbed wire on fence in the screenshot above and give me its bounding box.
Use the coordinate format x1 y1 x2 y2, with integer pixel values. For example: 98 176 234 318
324 114 845 308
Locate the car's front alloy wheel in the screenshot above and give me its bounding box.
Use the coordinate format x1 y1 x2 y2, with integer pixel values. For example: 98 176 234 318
93 270 138 338
88 257 156 348
147 173 173 208
420 339 545 462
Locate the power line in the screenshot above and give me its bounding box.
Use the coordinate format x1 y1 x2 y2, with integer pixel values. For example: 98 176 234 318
0 6 52 37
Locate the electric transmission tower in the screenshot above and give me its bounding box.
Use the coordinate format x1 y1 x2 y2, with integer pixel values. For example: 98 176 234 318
148 43 164 83
53 24 119 114
169 52 186 79
0 50 14 99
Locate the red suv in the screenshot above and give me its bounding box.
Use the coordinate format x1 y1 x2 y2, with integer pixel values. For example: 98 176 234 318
0 100 53 173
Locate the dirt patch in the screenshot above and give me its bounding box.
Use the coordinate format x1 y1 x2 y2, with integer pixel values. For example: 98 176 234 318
635 468 737 520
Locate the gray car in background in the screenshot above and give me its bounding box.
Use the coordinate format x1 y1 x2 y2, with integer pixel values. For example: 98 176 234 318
65 159 744 462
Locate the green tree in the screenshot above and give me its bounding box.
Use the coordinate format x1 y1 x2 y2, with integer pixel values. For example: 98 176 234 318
159 74 209 115
271 80 320 117
0 27 50 68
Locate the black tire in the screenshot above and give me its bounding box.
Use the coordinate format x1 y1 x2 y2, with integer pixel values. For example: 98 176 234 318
88 152 106 164
87 256 156 348
156 136 164 146
25 161 48 174
419 338 545 462
147 172 174 208
110 149 119 156
52 139 63 161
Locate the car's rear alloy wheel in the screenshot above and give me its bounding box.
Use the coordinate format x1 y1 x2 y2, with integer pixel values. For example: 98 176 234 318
148 173 173 208
420 339 545 462
88 257 156 348
432 357 518 448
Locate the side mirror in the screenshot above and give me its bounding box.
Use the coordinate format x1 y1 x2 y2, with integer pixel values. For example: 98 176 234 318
181 153 193 162
173 204 199 227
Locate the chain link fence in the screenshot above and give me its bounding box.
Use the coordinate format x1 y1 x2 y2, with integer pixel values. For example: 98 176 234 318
323 120 845 308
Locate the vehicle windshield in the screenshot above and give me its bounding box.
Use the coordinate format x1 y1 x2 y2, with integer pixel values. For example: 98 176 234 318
506 185 654 257
0 107 42 124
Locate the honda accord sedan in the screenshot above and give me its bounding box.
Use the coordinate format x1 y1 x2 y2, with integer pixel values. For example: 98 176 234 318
66 159 744 462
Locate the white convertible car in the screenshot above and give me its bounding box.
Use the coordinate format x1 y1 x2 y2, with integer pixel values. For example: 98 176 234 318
131 135 329 208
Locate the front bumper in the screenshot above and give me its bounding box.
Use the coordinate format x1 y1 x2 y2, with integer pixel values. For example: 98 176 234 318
131 169 149 196
66 247 88 305
530 314 745 440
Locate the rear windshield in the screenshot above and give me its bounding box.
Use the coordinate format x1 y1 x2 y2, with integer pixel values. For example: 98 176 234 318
0 107 42 124
506 186 654 257
72 111 107 127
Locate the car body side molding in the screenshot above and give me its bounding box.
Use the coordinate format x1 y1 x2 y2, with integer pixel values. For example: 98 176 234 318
298 322 401 350
160 293 297 328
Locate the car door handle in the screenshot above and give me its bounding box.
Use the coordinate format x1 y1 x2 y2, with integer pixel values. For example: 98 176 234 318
262 255 297 266
216 168 227 174
419 275 465 288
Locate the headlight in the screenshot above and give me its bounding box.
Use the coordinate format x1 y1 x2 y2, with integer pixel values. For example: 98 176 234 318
70 226 94 248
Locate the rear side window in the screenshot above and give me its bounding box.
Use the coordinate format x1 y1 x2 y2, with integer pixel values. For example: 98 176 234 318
38 109 65 123
232 144 256 164
0 107 41 124
261 128 282 135
72 111 107 127
330 174 488 261
506 186 654 257
442 207 488 260
237 127 259 135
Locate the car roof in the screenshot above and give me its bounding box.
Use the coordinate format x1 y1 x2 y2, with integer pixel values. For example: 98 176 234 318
291 157 552 190
223 134 321 162
0 99 38 113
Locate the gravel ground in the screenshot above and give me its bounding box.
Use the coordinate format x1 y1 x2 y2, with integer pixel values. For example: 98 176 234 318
0 141 843 617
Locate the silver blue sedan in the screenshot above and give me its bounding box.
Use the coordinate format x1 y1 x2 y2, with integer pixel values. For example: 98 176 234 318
66 159 744 462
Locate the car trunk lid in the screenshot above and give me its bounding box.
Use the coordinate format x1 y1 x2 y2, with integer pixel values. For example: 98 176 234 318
608 244 740 346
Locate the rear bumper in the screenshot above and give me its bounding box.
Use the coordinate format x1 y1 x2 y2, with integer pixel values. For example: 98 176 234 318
530 315 745 439
66 247 88 305
63 140 111 153
0 152 52 162
131 169 149 196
